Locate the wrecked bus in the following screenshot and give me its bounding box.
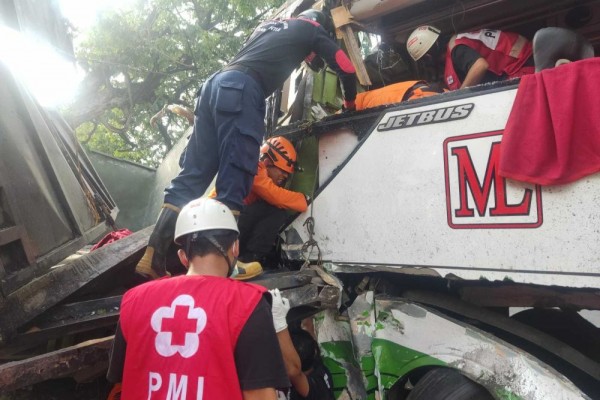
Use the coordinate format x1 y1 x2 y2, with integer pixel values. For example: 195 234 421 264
266 0 600 399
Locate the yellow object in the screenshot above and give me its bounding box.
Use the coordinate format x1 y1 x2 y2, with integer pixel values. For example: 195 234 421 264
134 246 161 280
232 261 263 281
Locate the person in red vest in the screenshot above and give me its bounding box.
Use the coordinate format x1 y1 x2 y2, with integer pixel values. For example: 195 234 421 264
107 198 289 400
407 26 535 90
209 136 309 280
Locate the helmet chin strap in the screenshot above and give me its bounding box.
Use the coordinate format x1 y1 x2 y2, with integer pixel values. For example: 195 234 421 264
227 255 238 277
185 234 237 277
205 236 236 277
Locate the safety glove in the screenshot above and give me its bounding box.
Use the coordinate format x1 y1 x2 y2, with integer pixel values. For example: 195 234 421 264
269 288 291 332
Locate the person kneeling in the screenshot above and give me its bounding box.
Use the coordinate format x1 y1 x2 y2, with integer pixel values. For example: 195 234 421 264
211 136 309 280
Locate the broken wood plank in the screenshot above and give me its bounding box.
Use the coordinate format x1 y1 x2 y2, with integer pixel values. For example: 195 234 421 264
0 336 113 392
0 296 122 358
331 6 372 86
33 295 122 328
0 320 117 361
0 226 151 341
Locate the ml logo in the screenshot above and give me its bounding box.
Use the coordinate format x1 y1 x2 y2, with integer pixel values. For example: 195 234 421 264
444 131 542 229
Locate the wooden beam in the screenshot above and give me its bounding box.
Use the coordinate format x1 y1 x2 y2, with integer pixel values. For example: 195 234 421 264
459 285 600 310
0 336 113 392
0 226 151 341
33 296 123 328
0 316 118 360
0 296 122 358
331 6 372 86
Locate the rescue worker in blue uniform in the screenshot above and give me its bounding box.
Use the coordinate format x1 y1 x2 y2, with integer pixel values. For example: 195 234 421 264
135 9 357 280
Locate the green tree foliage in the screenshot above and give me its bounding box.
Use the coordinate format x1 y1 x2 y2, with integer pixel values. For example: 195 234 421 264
66 0 285 167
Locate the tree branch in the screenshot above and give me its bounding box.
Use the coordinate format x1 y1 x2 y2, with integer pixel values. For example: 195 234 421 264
101 115 135 148
156 120 173 150
81 121 99 144
124 71 134 110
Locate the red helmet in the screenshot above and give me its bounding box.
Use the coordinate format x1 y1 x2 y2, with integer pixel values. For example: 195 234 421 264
260 137 297 174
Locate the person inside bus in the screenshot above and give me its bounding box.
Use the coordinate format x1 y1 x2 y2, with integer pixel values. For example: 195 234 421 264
354 80 444 110
270 289 336 400
406 26 535 90
209 136 308 280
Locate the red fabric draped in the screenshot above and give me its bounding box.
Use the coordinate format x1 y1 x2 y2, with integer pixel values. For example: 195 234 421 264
499 58 600 185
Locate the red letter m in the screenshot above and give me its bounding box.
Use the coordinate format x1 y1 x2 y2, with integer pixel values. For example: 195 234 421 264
452 142 532 217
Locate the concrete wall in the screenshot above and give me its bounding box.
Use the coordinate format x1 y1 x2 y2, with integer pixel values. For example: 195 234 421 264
90 128 216 231
88 151 156 231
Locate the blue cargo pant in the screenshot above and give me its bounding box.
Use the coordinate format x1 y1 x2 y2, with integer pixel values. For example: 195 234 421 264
164 70 266 211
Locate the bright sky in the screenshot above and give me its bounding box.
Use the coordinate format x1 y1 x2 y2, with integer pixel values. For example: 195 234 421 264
59 0 129 33
0 0 131 108
0 26 83 107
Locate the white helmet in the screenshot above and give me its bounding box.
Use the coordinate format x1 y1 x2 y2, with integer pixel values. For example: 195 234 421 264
174 198 238 245
407 25 441 61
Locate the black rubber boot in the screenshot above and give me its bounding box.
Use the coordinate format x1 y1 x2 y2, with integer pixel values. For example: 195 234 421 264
135 205 180 280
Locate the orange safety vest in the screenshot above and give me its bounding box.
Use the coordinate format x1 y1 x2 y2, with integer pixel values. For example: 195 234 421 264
444 30 533 90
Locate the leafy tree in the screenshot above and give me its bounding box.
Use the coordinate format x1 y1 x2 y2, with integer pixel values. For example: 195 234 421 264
66 0 285 167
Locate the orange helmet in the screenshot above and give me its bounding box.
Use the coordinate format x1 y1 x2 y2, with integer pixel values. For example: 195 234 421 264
260 136 297 174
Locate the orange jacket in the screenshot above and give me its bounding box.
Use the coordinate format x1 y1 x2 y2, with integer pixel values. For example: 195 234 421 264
355 81 439 110
209 161 308 212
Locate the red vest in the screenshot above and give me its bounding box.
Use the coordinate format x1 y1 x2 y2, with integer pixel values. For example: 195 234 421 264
444 30 533 90
119 275 266 400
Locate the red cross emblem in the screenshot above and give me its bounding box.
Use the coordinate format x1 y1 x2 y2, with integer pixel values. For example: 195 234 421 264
151 294 207 358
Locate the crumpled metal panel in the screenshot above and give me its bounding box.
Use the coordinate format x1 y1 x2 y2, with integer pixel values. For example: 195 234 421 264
316 292 590 399
374 296 590 399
